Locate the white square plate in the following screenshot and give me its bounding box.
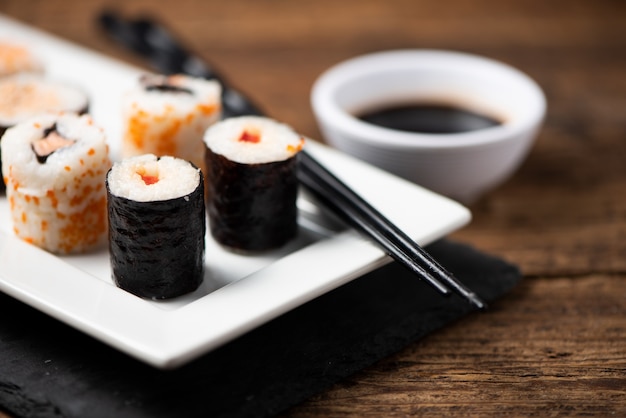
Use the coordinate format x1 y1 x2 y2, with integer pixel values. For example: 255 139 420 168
0 15 471 369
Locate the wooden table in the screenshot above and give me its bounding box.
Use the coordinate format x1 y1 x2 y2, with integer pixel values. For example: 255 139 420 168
2 0 625 416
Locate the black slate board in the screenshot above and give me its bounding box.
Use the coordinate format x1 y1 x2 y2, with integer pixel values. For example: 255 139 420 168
0 239 520 418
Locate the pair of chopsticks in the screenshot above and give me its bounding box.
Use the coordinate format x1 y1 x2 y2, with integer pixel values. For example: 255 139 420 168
298 152 485 308
97 11 486 309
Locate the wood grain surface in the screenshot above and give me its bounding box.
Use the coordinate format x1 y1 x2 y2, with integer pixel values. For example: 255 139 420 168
1 0 625 416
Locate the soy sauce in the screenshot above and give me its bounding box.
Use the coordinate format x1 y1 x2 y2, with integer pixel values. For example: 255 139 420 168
358 103 502 134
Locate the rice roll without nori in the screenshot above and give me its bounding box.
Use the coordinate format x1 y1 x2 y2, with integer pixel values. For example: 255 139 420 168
203 116 305 251
0 73 89 192
121 73 221 172
1 112 110 254
0 41 44 77
107 154 205 299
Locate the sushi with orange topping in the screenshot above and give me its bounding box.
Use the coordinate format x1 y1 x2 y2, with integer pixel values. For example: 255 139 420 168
0 41 43 78
121 73 221 172
1 112 110 254
0 73 89 193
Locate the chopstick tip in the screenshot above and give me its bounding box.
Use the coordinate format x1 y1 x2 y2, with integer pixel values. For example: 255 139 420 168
468 292 488 310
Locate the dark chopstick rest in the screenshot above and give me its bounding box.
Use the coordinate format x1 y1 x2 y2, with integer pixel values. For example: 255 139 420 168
97 11 486 309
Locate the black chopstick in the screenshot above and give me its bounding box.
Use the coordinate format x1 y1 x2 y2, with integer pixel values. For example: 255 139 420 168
97 11 486 309
298 157 449 296
98 11 264 118
298 151 486 309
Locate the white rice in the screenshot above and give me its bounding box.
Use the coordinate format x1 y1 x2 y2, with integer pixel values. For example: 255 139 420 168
0 73 88 127
1 112 111 254
203 116 305 164
107 154 200 202
121 74 221 170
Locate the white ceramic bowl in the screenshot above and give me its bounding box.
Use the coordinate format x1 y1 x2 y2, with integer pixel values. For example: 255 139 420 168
311 49 546 203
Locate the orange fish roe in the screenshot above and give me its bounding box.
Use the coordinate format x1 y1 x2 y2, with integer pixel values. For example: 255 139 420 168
122 75 220 174
2 111 111 255
46 190 59 208
69 193 84 208
0 80 60 118
10 186 108 253
126 114 148 150
0 43 40 75
287 138 305 154
57 196 108 253
126 108 188 158
197 103 219 116
159 121 183 156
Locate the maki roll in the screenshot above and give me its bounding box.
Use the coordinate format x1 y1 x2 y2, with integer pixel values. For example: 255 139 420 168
0 41 44 78
0 73 89 192
203 116 305 251
0 74 88 133
1 112 110 254
106 154 205 299
121 73 221 171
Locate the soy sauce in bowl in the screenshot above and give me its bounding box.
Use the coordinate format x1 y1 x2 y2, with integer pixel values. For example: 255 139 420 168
358 103 502 134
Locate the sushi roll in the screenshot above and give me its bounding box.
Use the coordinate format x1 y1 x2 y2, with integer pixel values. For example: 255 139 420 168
0 41 44 78
106 154 205 299
1 112 110 254
0 73 89 192
203 116 305 251
121 73 221 171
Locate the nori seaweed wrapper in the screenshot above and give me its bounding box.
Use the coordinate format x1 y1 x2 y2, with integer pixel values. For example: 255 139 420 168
0 126 6 193
205 146 299 251
106 172 206 299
